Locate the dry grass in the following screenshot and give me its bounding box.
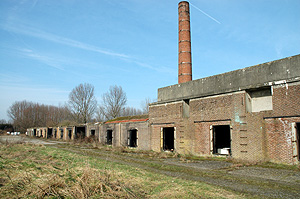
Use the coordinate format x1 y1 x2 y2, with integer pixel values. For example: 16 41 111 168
0 143 246 199
0 143 144 198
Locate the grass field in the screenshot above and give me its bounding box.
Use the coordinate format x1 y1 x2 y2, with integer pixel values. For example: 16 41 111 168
0 142 246 199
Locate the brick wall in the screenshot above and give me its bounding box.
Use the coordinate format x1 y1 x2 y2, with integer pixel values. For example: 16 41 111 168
149 83 300 164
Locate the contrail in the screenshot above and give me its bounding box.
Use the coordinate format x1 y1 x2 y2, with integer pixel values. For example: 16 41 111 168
190 3 221 24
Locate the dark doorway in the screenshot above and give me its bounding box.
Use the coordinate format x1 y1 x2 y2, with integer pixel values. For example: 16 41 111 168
128 129 137 147
296 123 300 161
60 129 64 139
212 125 231 155
163 127 175 151
33 129 36 137
75 127 86 139
68 129 72 139
106 130 113 145
91 129 95 136
47 128 53 138
54 129 57 138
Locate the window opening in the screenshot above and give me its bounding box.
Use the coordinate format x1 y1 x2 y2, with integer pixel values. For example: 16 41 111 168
91 129 95 136
163 127 175 151
212 125 231 155
106 130 113 145
128 129 138 147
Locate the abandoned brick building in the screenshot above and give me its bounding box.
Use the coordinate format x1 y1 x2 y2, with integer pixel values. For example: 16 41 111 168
27 1 300 165
149 1 300 164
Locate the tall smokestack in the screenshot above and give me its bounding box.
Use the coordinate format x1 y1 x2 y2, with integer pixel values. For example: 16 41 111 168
178 1 192 84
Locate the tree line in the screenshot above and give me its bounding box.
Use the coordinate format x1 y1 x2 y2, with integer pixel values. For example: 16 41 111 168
6 83 152 132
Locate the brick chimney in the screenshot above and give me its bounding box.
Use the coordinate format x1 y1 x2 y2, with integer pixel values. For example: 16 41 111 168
178 1 192 84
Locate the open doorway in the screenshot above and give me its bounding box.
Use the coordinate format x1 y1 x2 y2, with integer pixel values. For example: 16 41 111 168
68 129 72 139
212 125 231 155
106 130 113 145
128 129 138 147
163 127 175 151
75 127 85 139
60 129 64 139
47 128 53 138
91 129 95 136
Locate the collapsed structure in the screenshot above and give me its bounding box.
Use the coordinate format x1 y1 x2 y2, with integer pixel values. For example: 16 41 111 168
27 1 300 165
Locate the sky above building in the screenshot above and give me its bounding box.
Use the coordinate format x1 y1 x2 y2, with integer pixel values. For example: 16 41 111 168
0 0 299 121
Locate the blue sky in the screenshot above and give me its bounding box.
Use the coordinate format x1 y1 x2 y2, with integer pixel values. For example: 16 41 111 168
0 0 299 121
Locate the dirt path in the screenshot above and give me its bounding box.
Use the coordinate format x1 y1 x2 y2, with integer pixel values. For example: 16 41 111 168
2 136 300 198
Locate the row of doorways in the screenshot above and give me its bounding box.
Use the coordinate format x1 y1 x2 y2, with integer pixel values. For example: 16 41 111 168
106 129 138 147
161 126 231 154
105 126 231 153
105 124 300 161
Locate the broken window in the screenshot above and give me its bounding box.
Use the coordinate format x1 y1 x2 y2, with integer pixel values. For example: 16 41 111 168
106 130 113 145
162 127 175 151
128 129 138 147
212 125 231 155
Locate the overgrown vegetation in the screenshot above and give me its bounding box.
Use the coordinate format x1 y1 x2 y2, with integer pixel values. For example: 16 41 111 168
0 143 245 199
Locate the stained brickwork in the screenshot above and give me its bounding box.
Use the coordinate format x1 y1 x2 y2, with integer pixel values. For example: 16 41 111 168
149 80 300 164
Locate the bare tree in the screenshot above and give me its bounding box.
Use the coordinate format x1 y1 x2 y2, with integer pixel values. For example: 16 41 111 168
141 97 153 114
121 106 143 117
99 85 127 120
68 83 97 124
7 100 72 132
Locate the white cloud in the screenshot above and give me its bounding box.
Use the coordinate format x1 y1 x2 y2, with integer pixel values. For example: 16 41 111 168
2 22 130 59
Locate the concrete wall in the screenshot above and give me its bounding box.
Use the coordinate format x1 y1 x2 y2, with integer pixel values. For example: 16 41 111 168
100 121 150 151
157 55 300 103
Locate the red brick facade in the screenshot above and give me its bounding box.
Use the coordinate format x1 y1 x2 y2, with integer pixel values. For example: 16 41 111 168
149 82 300 164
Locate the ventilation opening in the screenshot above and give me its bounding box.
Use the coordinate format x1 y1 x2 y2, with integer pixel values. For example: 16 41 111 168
47 128 53 138
163 127 175 151
296 123 300 161
106 130 113 145
91 129 95 136
75 127 85 139
128 129 138 148
212 125 231 155
246 87 273 112
68 129 72 139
